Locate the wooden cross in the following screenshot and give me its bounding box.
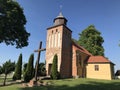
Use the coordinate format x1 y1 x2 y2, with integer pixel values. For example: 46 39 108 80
34 41 46 82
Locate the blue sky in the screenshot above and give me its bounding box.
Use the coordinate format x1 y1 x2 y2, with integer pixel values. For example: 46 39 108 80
0 0 120 71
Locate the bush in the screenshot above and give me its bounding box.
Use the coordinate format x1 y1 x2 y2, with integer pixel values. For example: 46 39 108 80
38 63 46 76
24 71 33 82
13 54 22 80
51 54 60 80
23 54 34 82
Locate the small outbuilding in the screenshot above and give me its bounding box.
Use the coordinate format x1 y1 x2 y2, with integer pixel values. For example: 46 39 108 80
86 56 115 80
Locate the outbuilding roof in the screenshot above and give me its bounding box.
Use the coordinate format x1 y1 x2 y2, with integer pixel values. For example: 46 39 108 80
87 56 114 64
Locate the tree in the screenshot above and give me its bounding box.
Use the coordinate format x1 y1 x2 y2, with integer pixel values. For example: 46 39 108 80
24 54 34 82
51 54 58 80
0 65 3 74
38 63 46 76
2 60 15 86
13 53 22 80
0 0 30 48
23 63 27 75
115 70 120 76
78 25 104 56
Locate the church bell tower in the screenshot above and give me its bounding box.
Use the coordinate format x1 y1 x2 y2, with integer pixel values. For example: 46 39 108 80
46 12 72 78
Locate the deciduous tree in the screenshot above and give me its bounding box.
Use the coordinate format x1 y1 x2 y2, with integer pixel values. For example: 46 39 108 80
0 65 3 74
38 63 46 76
0 0 30 48
78 25 104 56
2 60 15 86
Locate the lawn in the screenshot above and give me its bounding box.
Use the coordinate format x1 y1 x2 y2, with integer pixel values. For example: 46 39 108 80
0 78 120 90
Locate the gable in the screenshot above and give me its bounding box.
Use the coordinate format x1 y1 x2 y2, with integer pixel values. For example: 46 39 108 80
72 40 92 56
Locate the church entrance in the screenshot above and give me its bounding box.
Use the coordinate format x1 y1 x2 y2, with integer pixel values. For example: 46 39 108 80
48 64 52 75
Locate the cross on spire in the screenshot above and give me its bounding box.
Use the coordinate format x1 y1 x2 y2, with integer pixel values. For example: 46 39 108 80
60 5 62 12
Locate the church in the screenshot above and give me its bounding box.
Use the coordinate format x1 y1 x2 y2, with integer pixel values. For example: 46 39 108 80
45 12 115 80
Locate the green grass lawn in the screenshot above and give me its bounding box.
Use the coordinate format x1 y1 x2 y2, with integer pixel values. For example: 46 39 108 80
0 78 120 90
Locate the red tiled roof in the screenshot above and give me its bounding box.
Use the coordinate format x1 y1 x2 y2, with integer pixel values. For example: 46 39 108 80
87 56 111 63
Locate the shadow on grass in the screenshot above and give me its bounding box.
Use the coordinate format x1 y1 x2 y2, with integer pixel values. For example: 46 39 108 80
18 86 47 90
18 80 120 90
0 81 22 87
46 81 120 90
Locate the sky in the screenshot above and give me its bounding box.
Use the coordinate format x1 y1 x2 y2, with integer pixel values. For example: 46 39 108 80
0 0 120 71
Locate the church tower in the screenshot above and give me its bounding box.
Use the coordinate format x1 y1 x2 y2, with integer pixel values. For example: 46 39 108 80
46 12 72 78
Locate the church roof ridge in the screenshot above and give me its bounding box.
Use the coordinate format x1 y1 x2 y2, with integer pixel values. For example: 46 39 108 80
72 40 92 56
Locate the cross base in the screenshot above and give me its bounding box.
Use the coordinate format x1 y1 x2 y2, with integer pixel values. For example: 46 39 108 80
28 80 38 87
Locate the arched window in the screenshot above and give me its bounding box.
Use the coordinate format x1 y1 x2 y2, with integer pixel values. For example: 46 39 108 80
76 50 81 66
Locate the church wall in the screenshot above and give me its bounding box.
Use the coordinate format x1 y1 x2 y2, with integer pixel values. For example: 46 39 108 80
110 63 115 79
46 25 72 78
60 26 72 78
72 45 77 77
72 44 89 77
46 26 63 75
86 63 113 80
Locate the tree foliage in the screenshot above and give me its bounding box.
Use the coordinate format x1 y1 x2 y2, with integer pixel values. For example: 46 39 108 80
2 60 15 86
24 54 34 82
13 53 22 80
23 63 27 75
78 25 104 56
38 63 46 76
0 0 30 48
51 54 59 80
0 65 3 74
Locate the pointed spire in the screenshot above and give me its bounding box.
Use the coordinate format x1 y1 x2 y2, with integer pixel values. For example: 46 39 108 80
57 11 64 18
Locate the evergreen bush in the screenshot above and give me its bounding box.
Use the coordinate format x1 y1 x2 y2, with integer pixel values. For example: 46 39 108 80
51 54 60 79
13 53 22 80
24 54 34 82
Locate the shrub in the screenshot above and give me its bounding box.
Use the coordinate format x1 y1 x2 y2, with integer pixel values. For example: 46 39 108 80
13 53 22 80
24 54 34 82
51 54 59 80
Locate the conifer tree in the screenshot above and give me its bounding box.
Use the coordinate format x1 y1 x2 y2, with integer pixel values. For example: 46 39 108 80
23 63 27 75
13 53 22 80
24 54 34 82
51 54 58 80
78 25 104 56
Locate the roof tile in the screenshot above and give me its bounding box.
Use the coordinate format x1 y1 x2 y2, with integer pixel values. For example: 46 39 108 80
88 56 111 63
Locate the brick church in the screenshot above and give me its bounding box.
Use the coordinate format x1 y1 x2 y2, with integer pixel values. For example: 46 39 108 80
45 12 115 80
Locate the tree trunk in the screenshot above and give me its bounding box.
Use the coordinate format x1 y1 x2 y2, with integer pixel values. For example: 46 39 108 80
3 74 7 86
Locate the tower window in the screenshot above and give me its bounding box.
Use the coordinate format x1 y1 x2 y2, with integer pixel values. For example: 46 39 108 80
94 65 99 71
52 30 53 34
56 29 58 32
